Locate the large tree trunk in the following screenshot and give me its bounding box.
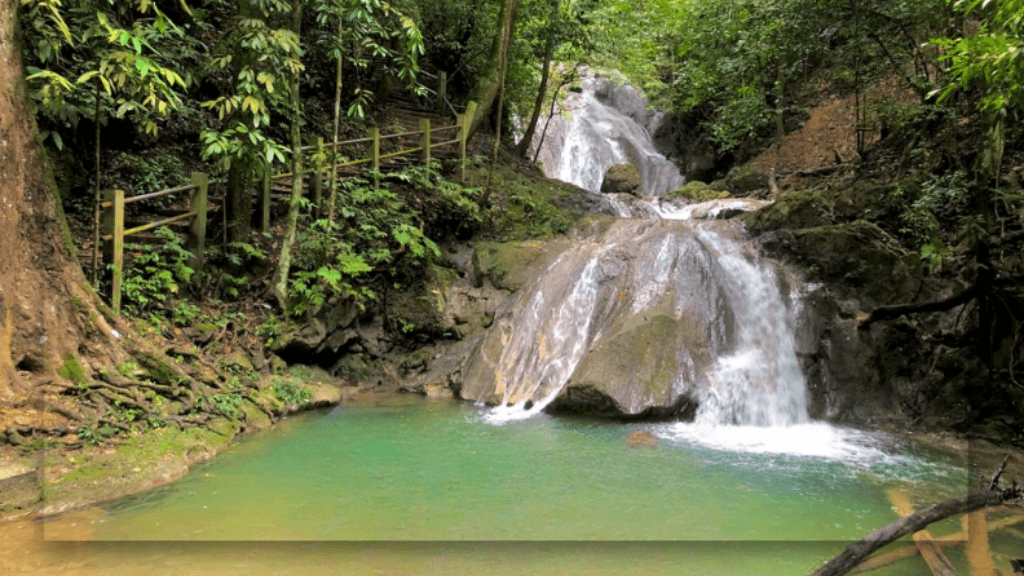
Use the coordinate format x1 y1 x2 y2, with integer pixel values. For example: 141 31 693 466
467 0 521 138
0 0 198 435
1 0 92 399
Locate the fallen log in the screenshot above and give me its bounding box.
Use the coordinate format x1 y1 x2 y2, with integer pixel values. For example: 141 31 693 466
849 513 1024 574
806 486 1022 576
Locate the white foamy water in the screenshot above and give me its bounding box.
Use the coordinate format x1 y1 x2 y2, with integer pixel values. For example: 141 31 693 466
479 391 560 425
557 84 684 197
694 227 808 427
655 422 898 464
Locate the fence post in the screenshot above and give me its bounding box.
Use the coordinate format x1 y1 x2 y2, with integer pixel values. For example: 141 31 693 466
111 189 125 313
438 72 447 115
261 171 271 233
101 188 114 272
459 101 477 183
370 126 380 190
312 138 324 215
189 172 208 271
420 118 431 168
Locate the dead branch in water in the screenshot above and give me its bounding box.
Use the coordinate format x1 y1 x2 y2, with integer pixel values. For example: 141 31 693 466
806 462 1023 576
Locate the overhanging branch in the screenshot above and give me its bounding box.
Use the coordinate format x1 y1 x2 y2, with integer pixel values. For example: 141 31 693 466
859 286 977 329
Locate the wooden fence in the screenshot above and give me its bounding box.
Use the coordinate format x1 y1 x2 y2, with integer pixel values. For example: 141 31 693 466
97 103 477 311
100 172 209 312
259 104 475 232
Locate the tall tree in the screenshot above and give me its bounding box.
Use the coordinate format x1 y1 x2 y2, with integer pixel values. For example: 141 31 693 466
271 0 305 308
1 0 198 429
467 0 521 137
515 0 591 157
200 0 298 241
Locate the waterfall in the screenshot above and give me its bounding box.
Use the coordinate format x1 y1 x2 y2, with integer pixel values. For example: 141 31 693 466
529 75 685 197
474 74 809 430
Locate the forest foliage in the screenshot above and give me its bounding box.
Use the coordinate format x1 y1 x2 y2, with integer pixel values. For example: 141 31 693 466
15 0 1024 350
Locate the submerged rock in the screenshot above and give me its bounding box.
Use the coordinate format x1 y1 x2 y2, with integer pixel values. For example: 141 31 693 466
625 431 658 449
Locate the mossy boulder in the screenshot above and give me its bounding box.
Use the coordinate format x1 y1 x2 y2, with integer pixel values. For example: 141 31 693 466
472 240 549 292
744 188 832 233
713 164 770 196
760 220 922 306
667 180 731 202
388 264 460 337
556 310 708 417
600 162 642 195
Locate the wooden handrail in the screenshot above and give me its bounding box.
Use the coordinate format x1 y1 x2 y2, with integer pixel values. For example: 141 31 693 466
102 172 208 312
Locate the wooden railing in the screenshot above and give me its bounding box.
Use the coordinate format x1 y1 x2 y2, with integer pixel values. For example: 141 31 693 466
259 103 476 232
99 172 209 312
95 104 477 312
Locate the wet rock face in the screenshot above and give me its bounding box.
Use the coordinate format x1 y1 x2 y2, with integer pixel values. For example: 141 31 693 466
525 73 685 197
748 210 949 428
458 218 806 423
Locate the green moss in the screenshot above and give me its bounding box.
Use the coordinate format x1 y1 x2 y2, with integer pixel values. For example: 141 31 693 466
472 240 547 291
136 352 182 386
667 181 731 201
116 361 139 377
600 163 641 194
465 165 578 240
57 353 87 386
573 309 710 403
743 188 828 232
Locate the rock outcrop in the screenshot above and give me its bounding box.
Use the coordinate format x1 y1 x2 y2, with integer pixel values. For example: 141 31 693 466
600 163 642 196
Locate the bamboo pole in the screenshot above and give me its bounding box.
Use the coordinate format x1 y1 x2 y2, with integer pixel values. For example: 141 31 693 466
963 511 996 576
370 126 380 190
189 172 208 270
438 71 447 115
312 138 324 215
110 189 124 313
262 171 271 233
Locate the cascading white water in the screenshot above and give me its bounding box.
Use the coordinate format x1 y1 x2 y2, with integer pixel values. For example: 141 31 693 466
482 254 605 424
693 227 808 427
554 78 685 197
478 74 819 440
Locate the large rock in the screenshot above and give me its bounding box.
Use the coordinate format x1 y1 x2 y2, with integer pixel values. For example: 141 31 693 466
600 163 642 195
458 219 790 419
758 220 922 307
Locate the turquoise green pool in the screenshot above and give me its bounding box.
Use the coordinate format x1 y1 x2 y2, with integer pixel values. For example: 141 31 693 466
26 395 1024 575
69 395 967 542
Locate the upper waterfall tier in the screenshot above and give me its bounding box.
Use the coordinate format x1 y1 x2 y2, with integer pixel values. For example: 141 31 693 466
527 74 685 197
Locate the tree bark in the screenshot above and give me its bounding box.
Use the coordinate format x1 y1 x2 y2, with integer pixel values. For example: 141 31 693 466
225 0 261 242
327 21 342 223
516 0 559 157
467 0 521 138
0 0 149 411
859 286 978 329
271 0 304 310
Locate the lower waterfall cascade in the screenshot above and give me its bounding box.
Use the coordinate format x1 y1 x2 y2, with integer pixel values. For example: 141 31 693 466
476 74 813 436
